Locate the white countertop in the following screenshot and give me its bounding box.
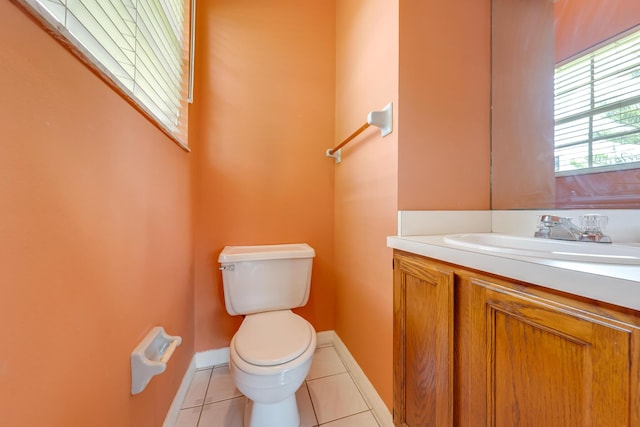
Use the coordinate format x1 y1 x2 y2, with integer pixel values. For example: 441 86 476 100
387 234 640 311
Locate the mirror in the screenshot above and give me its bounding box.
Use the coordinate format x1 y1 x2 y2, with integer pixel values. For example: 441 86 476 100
491 0 640 209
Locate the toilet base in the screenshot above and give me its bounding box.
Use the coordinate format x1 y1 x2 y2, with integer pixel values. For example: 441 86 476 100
244 395 300 427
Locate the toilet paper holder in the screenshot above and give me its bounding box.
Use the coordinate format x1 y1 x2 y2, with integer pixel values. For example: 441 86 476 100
131 326 182 395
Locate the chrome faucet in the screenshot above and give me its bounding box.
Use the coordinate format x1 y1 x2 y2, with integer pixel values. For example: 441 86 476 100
534 214 612 243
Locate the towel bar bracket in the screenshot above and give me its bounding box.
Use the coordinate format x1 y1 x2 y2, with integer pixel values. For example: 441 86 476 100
325 148 341 164
367 102 393 137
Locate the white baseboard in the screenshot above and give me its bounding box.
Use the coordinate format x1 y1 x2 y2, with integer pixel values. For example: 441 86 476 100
162 356 196 427
315 330 335 347
164 330 392 427
194 347 230 369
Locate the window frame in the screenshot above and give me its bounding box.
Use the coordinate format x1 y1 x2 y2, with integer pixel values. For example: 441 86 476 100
11 0 194 151
554 26 640 176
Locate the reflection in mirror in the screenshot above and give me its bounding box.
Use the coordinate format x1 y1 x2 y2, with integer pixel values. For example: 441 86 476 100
491 0 640 209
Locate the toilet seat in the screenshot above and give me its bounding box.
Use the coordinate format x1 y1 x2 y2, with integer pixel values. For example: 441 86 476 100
234 310 313 367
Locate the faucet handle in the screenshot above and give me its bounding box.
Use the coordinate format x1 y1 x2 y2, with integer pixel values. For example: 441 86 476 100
580 214 608 233
578 214 612 242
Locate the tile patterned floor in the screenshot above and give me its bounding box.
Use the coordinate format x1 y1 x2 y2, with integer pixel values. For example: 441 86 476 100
174 345 381 427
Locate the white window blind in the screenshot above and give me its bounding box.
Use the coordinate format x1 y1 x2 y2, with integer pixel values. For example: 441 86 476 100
554 28 640 174
17 0 191 148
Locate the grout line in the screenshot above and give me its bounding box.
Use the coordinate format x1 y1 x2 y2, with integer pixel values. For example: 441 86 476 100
180 368 213 410
306 369 349 383
193 406 203 427
302 380 320 427
346 370 372 410
316 409 376 426
201 395 245 407
195 368 213 427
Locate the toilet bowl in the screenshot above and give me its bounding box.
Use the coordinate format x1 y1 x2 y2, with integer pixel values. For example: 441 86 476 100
218 243 317 427
229 310 316 427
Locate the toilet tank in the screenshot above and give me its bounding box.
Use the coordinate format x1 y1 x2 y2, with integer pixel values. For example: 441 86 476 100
218 243 315 315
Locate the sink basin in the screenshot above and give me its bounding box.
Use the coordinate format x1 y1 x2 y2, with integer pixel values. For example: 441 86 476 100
443 233 640 265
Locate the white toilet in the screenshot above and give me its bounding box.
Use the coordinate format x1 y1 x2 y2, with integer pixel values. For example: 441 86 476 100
218 243 317 427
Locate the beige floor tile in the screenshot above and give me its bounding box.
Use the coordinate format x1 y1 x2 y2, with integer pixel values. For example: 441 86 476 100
174 345 387 427
297 382 319 427
204 365 242 404
182 369 212 408
307 346 347 380
198 397 245 427
307 373 368 424
174 406 202 427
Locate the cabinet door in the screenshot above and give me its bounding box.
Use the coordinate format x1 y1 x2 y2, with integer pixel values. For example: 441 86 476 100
394 253 454 427
468 278 636 427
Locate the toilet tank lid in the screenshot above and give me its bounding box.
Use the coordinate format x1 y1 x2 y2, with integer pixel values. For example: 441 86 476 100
218 243 315 263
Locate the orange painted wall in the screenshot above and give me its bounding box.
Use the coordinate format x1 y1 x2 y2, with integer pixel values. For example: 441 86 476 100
491 0 556 209
555 0 640 62
0 3 194 426
334 0 398 410
397 0 491 210
191 0 336 351
0 0 496 423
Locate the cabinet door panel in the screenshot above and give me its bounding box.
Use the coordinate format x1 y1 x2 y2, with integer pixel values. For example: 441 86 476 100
492 308 590 426
471 279 632 427
394 254 454 427
405 273 438 426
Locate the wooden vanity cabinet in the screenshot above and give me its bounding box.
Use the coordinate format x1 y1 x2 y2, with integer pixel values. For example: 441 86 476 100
393 250 640 427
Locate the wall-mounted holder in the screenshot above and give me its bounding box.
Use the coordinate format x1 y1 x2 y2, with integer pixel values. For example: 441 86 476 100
325 147 342 164
131 326 182 395
326 102 393 164
367 102 393 137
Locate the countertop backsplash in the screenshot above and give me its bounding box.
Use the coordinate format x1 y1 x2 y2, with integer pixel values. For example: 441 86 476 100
396 209 640 243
